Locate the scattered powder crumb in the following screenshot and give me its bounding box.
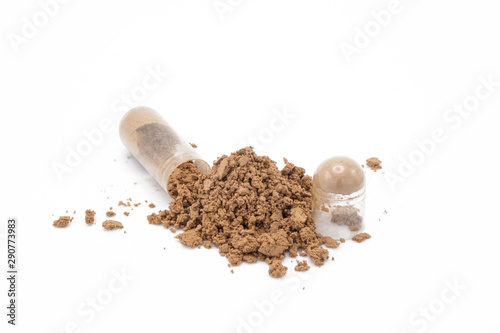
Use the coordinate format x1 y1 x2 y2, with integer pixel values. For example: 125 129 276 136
109 207 113 210
118 201 131 207
295 260 310 272
102 220 123 230
134 203 141 207
339 238 345 243
53 216 73 228
384 210 387 214
352 233 371 243
145 200 148 203
85 210 96 225
332 257 335 261
148 203 156 208
189 142 197 148
106 211 116 217
269 260 288 278
322 236 340 248
123 212 130 216
366 157 382 171
169 228 176 233
73 210 76 214
124 231 127 234
231 269 234 274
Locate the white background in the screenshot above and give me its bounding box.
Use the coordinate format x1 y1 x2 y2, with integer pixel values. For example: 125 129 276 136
1 0 500 332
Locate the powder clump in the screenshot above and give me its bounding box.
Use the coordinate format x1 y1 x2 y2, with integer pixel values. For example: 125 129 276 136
147 147 330 277
53 216 73 228
352 232 371 243
366 157 382 171
103 220 124 230
295 260 310 272
85 210 96 225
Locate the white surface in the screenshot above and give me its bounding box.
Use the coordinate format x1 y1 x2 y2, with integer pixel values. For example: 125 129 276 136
1 1 499 332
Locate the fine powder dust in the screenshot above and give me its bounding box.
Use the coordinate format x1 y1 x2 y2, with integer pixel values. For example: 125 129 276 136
147 147 331 277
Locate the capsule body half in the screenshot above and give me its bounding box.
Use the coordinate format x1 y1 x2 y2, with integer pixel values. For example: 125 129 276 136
119 107 210 197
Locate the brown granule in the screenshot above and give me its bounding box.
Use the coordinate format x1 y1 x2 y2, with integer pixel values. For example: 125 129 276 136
322 236 340 248
147 147 330 277
148 203 156 208
123 212 130 216
295 260 310 272
169 227 176 233
106 211 116 217
85 210 96 225
366 157 382 171
134 203 141 207
189 142 197 148
269 259 288 278
102 220 124 230
118 200 131 207
53 216 73 228
352 233 371 243
230 269 234 274
339 238 345 243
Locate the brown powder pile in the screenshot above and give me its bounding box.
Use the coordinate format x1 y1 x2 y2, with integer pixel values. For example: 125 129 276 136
103 220 124 230
352 232 371 243
147 147 331 277
53 216 73 227
366 157 382 171
85 210 96 225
